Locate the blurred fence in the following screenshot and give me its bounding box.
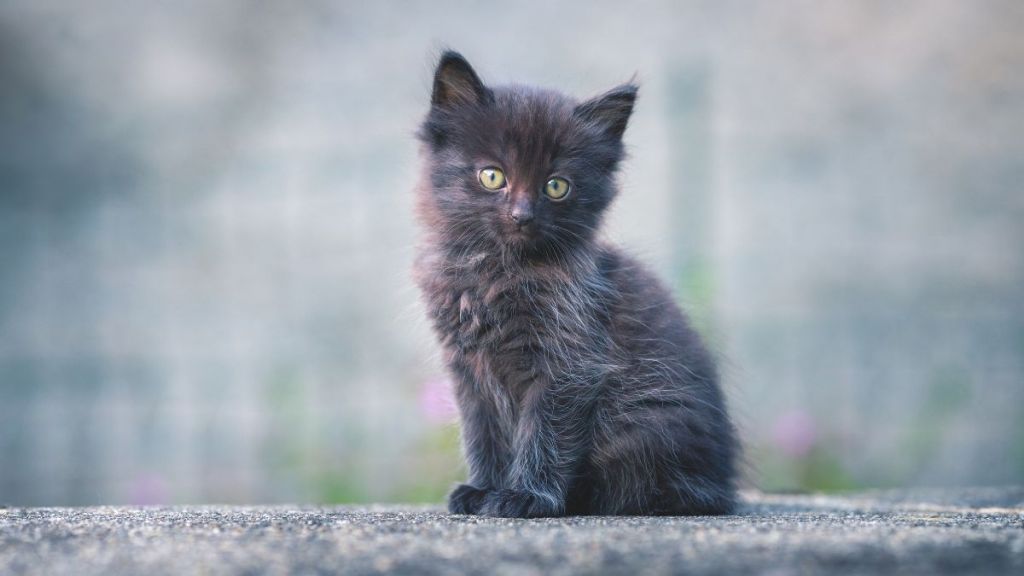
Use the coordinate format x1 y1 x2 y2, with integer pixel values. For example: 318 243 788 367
1 0 1022 505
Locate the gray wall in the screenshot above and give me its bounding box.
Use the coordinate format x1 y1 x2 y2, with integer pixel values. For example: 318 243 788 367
1 0 1021 505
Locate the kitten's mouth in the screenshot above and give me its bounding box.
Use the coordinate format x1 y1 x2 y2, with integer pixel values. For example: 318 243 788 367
506 222 537 239
503 226 540 249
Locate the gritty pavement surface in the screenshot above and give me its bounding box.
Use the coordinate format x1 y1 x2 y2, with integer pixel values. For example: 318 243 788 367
1 488 1022 575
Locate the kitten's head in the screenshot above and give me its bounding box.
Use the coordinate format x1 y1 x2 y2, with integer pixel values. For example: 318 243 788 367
417 51 636 261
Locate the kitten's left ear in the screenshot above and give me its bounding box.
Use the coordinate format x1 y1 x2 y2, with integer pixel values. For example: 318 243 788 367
431 51 490 108
574 83 638 140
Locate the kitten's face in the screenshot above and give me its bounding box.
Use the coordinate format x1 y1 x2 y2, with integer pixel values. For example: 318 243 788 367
419 52 636 260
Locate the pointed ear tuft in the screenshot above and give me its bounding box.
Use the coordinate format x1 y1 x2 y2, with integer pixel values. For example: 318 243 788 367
574 83 638 139
431 51 489 108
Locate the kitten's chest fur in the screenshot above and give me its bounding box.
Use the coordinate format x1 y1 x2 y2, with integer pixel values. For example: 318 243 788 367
418 249 609 400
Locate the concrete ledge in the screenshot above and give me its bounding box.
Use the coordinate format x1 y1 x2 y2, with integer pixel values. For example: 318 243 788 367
2 488 1022 575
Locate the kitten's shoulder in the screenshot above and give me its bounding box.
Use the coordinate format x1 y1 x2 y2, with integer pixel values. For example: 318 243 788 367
594 243 659 289
594 242 685 317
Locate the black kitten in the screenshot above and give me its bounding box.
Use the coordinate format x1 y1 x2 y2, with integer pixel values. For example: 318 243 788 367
414 51 737 517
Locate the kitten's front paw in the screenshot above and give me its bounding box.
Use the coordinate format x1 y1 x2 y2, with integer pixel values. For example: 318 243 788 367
479 489 563 518
447 484 490 515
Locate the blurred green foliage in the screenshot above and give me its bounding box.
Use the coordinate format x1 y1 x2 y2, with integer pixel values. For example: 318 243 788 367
896 368 972 482
678 259 718 341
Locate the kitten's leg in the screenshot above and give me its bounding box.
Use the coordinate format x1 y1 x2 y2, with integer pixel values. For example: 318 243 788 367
448 363 513 514
479 379 597 518
589 415 736 515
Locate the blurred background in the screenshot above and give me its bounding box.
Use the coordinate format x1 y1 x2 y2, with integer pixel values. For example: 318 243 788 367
1 0 1022 506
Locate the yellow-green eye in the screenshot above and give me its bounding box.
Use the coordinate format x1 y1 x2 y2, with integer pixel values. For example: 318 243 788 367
544 177 570 200
478 167 506 190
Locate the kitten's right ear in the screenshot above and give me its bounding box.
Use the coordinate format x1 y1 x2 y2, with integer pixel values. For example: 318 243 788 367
574 83 638 140
431 51 490 108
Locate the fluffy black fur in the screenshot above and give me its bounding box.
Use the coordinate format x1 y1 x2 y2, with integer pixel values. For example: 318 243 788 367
414 51 737 517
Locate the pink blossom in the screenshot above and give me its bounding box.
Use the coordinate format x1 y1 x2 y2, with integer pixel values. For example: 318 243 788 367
419 377 459 424
772 410 817 459
128 473 169 506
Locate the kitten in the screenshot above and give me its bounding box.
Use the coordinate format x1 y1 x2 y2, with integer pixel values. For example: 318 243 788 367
414 51 737 517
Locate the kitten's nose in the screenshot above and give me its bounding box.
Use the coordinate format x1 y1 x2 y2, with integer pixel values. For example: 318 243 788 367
510 202 534 227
